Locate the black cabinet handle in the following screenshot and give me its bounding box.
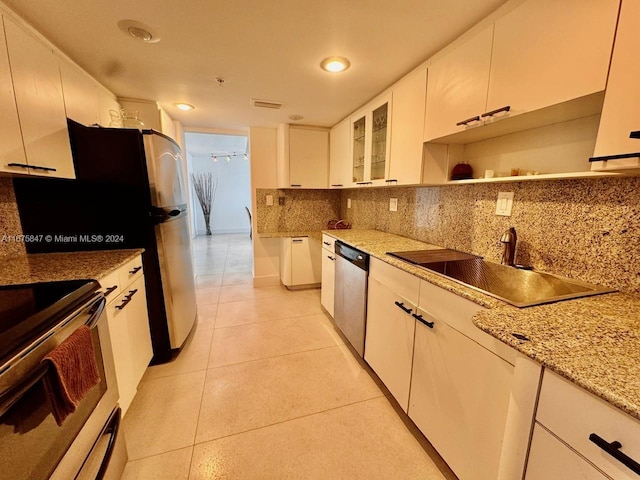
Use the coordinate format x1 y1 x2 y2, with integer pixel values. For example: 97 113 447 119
115 289 138 310
103 285 118 297
629 131 640 139
323 241 331 246
356 181 372 185
589 433 640 474
128 266 142 275
327 255 335 261
290 184 302 187
331 184 343 187
481 105 511 118
456 115 480 127
7 163 30 170
292 239 304 243
413 313 434 328
394 301 413 314
30 165 57 172
385 179 397 183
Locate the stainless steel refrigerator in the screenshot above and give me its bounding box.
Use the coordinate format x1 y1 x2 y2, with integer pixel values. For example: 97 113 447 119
14 120 197 362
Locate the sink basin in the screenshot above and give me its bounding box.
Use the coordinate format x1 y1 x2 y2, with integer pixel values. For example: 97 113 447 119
388 249 616 307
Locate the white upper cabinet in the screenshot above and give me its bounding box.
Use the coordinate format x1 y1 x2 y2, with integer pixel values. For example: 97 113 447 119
591 0 640 170
0 14 26 175
423 26 493 142
277 124 329 189
3 16 74 178
389 66 427 185
59 56 100 127
329 118 351 188
487 0 619 120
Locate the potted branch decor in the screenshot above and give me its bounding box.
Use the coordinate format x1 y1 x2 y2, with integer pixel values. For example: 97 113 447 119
191 172 218 235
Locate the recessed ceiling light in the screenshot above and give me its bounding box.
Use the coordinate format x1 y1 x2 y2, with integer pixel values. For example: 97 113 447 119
289 114 304 121
117 20 161 43
320 56 350 73
175 103 195 111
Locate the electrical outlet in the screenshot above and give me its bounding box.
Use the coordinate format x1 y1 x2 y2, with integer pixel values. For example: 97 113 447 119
496 192 514 216
347 198 352 209
278 196 285 206
266 194 273 206
389 198 398 212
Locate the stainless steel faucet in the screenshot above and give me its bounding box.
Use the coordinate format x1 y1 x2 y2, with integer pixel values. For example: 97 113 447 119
500 227 517 266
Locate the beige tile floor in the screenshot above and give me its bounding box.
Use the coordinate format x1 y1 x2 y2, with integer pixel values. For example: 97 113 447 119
121 233 456 479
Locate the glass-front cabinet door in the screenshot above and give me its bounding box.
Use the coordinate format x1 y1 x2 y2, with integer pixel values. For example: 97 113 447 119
352 114 366 183
350 95 392 186
370 101 389 181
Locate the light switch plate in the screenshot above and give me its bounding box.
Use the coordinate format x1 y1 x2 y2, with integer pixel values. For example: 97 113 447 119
496 192 514 216
347 198 352 209
266 194 273 206
389 198 398 212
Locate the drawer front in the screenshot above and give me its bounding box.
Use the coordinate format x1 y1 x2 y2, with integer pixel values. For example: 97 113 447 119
525 424 609 480
369 257 420 305
118 255 144 288
321 234 336 252
537 370 640 480
98 270 121 304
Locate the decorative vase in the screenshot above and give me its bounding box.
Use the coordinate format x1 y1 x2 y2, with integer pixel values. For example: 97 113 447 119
204 213 212 235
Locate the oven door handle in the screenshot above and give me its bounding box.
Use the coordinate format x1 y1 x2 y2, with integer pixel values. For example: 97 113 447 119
0 363 49 419
85 296 106 329
94 407 122 480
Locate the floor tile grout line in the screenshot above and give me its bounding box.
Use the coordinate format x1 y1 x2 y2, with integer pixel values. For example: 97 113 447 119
125 444 194 465
192 394 387 447
206 343 346 371
212 310 327 329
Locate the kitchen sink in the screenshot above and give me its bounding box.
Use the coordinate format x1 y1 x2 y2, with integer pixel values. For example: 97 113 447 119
387 249 616 307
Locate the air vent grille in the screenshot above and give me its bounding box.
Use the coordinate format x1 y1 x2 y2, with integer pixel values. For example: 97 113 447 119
250 99 283 109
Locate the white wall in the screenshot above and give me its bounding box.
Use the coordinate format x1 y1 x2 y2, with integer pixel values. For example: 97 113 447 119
190 153 251 235
249 127 280 287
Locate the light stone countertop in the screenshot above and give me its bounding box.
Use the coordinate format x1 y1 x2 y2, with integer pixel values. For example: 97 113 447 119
258 231 323 243
0 249 144 286
323 229 640 421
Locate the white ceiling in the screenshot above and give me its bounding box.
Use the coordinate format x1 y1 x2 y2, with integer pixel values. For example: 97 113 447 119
3 0 507 131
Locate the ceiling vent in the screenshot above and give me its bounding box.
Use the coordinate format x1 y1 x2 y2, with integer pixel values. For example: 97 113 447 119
250 99 283 110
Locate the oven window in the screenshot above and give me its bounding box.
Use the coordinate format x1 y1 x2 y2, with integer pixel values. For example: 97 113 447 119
0 327 107 480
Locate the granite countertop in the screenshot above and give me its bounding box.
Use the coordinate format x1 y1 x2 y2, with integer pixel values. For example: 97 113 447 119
0 249 144 286
323 229 640 421
258 231 322 243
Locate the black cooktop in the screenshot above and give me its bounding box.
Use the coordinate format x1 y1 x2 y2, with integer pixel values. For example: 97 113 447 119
0 279 99 366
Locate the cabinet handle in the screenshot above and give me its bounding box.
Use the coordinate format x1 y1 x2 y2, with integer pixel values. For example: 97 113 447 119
394 301 413 314
115 289 138 310
128 266 142 275
385 179 397 183
292 239 304 243
331 184 343 187
630 131 640 139
481 105 511 118
413 313 434 328
323 241 331 246
103 285 118 297
589 433 640 474
29 164 57 172
6 163 30 170
290 184 302 187
356 181 372 185
327 255 335 261
455 115 480 127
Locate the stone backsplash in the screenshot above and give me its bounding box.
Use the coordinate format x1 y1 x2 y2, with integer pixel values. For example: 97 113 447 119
256 188 341 233
340 176 640 294
0 178 25 257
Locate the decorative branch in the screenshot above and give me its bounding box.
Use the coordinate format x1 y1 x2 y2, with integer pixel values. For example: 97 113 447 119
191 172 218 235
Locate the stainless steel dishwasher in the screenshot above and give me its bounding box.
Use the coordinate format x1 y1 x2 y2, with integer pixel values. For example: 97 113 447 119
333 241 369 357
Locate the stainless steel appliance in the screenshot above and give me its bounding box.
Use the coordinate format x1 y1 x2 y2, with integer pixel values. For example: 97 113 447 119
0 280 126 480
333 241 369 357
14 120 197 362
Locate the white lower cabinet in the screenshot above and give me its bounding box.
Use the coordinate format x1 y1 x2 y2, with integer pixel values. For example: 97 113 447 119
320 234 336 316
526 425 609 480
100 257 153 415
280 237 322 287
364 258 420 412
528 369 640 480
408 279 517 480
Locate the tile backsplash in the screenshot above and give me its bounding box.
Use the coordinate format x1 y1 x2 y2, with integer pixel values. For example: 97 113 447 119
256 188 341 233
0 178 25 257
341 177 640 294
